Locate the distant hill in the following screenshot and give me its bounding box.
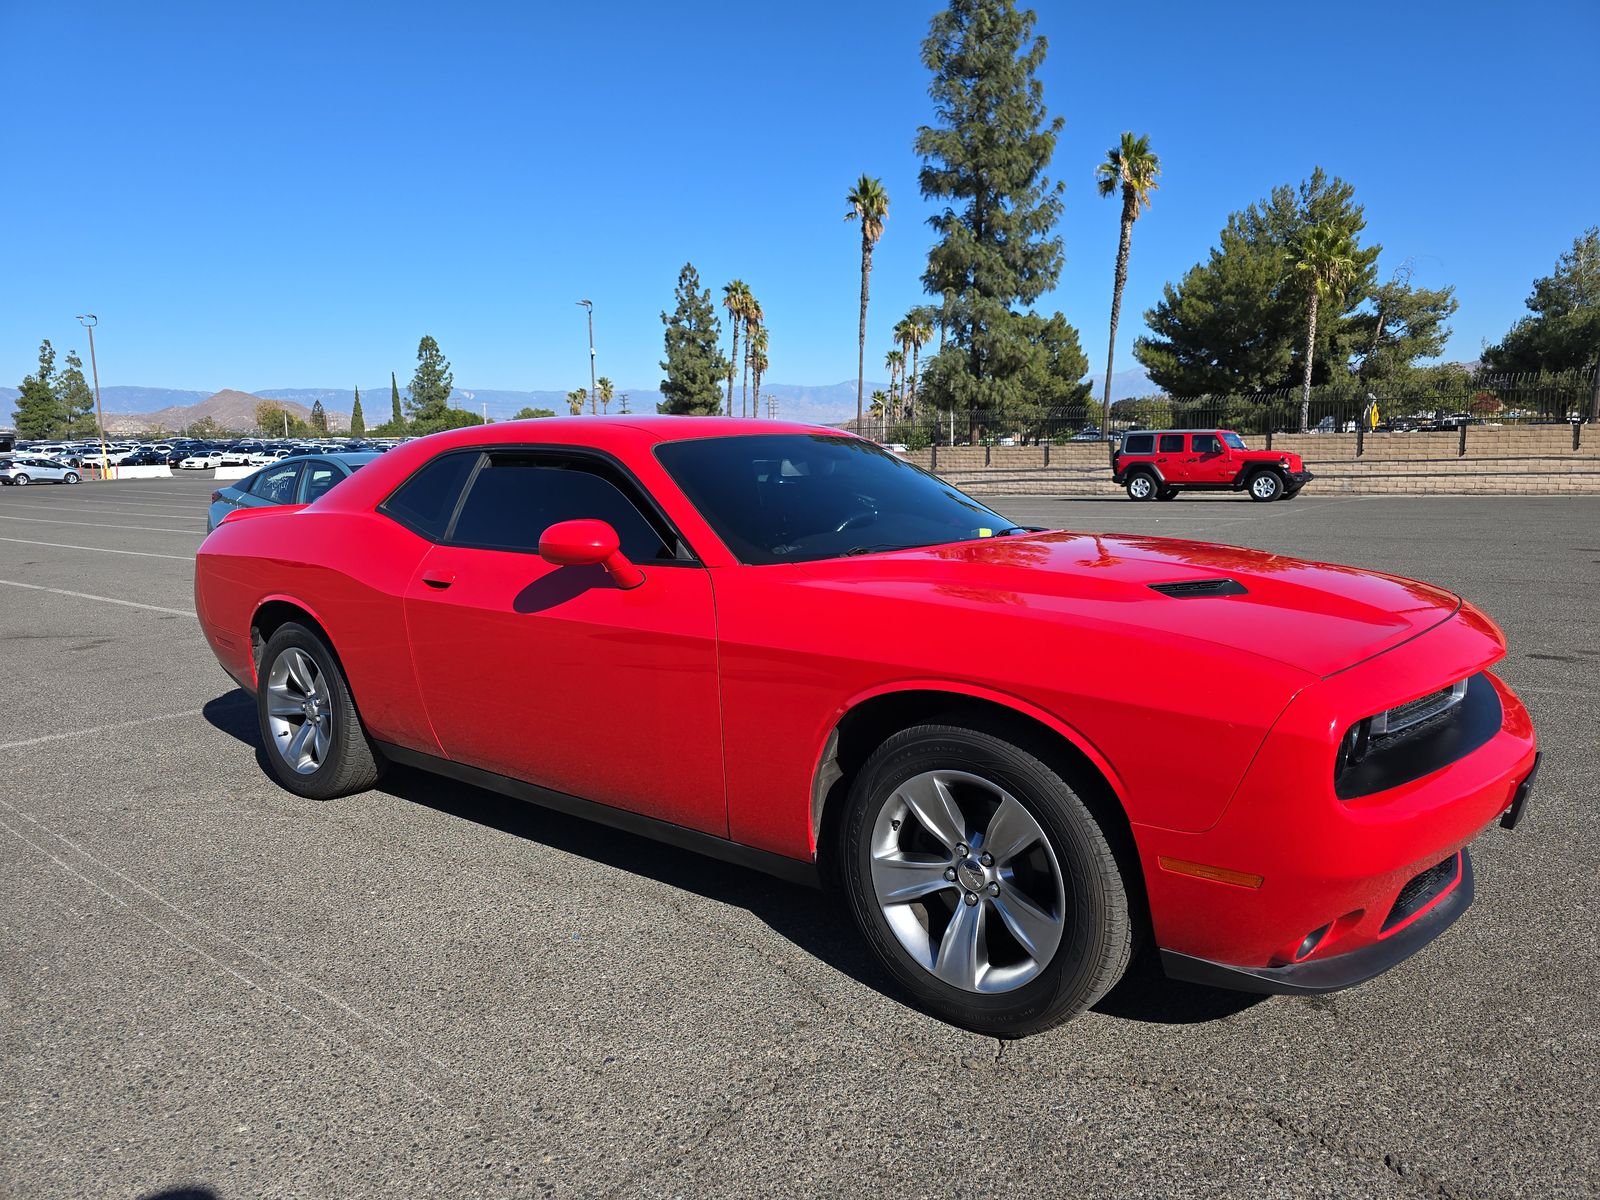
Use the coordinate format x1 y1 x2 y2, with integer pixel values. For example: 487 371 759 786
106 388 347 434
1086 367 1155 401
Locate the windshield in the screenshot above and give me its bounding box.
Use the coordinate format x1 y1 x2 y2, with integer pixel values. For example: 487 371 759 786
656 434 1011 564
1222 432 1247 450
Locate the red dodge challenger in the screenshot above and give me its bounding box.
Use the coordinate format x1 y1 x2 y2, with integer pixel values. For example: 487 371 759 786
196 418 1538 1035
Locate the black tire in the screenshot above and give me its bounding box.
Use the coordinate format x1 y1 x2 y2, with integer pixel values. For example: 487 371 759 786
1124 471 1158 501
1155 486 1179 501
63 471 80 485
1246 469 1284 502
1284 485 1304 500
255 621 384 800
837 723 1134 1036
13 474 29 486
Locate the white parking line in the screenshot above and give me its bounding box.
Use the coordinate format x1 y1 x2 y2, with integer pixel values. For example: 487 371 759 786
0 707 207 750
1 499 202 517
0 536 193 562
0 514 203 535
29 497 206 514
0 578 196 616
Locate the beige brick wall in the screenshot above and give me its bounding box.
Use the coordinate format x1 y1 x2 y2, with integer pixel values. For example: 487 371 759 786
907 425 1600 495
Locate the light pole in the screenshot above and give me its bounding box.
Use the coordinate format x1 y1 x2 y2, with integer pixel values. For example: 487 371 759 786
76 315 108 476
577 299 596 415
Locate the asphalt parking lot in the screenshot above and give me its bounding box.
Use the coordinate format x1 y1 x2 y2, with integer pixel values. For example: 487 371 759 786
1 477 1595 1199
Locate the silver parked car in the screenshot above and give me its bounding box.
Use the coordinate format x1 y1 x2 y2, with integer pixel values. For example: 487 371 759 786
1 455 82 485
206 452 380 531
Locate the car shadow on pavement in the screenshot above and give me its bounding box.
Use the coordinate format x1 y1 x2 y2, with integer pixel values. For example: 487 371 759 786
202 690 1260 1028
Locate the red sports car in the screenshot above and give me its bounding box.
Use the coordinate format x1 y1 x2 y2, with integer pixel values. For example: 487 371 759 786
196 418 1538 1035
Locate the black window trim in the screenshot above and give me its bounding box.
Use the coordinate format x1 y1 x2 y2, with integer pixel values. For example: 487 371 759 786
378 443 702 566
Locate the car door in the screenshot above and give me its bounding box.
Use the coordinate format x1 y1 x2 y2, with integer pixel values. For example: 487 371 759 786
1154 433 1188 482
400 447 726 836
1187 432 1230 484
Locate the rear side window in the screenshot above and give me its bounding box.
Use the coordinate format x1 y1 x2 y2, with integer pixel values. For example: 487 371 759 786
301 461 343 503
1158 434 1185 453
381 451 476 540
1122 434 1154 455
448 453 675 561
249 462 302 503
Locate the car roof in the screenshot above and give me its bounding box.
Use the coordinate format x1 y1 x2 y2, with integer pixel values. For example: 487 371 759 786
1124 429 1231 436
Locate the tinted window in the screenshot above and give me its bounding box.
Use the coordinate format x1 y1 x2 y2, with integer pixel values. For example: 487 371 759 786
382 451 476 540
1123 433 1154 455
656 434 1007 565
1192 433 1222 454
249 462 303 503
1158 434 1185 453
301 461 344 503
449 454 674 561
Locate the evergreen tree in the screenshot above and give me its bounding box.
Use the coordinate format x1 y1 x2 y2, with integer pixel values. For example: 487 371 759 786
915 0 1066 414
1354 269 1459 382
57 349 98 437
310 398 329 435
390 372 403 425
513 406 556 420
12 339 64 438
1484 226 1600 374
1134 169 1379 395
658 263 728 414
405 335 455 423
350 387 366 437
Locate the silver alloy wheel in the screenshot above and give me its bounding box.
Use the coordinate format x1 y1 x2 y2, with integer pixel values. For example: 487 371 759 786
265 647 332 775
869 770 1067 994
13 474 28 486
1128 475 1153 499
1251 473 1280 500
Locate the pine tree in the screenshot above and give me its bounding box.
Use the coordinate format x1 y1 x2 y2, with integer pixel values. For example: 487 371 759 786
915 0 1066 415
658 263 729 414
390 372 403 425
310 399 329 434
57 349 98 438
12 339 64 438
350 387 366 437
406 335 455 424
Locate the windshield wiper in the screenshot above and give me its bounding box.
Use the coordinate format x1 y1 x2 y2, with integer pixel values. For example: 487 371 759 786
841 542 924 556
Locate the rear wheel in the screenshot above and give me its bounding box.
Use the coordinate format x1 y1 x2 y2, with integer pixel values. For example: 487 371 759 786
1247 470 1284 502
838 723 1134 1036
1125 472 1157 501
256 622 384 800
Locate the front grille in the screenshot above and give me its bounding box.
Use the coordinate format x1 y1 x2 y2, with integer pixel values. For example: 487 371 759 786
1382 853 1460 932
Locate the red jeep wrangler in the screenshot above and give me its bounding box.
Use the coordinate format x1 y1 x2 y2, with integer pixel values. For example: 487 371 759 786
1112 429 1313 502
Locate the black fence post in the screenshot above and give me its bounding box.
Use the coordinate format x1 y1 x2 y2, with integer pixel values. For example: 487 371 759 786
1043 441 1050 467
1458 422 1468 457
1356 423 1364 458
931 443 938 470
1265 427 1273 451
1575 419 1583 452
984 443 991 467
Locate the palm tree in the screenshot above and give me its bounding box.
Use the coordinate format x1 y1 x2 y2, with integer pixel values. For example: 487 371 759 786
845 175 890 431
869 389 887 437
892 318 914 409
566 387 587 416
722 280 752 417
746 323 769 419
1095 132 1161 437
906 317 932 424
596 376 614 415
884 348 905 420
740 297 763 418
1290 222 1361 431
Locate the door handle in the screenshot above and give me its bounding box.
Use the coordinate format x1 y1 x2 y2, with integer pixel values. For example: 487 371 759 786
421 570 455 590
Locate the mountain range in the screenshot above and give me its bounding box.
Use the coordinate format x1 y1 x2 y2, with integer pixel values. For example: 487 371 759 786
2 368 1160 433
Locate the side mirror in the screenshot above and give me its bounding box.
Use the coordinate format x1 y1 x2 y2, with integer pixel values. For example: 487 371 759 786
538 519 645 590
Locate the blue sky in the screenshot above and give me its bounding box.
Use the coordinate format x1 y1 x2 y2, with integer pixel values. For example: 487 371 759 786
3 0 1596 394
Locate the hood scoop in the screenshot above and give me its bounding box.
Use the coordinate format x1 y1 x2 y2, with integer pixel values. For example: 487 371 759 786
1148 577 1248 599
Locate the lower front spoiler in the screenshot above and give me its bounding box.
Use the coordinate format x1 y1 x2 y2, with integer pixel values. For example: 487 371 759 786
1158 848 1475 996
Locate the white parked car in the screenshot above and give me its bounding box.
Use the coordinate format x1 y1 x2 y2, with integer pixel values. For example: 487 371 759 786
218 448 254 466
179 451 224 470
1 455 81 485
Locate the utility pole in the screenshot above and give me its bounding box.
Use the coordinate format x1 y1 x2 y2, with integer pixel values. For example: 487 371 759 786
77 315 108 476
577 300 597 415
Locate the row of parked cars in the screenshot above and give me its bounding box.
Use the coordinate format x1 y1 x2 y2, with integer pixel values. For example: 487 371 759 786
7 436 402 477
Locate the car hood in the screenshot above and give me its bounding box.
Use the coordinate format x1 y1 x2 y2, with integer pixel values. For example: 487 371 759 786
790 531 1462 679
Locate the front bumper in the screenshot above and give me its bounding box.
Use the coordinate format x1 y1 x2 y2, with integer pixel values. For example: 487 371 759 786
1286 469 1314 488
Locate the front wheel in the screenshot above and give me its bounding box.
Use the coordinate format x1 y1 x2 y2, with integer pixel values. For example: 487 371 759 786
13 474 29 486
256 622 384 800
838 724 1134 1036
1125 473 1157 501
63 471 80 485
1247 470 1284 502
1155 486 1179 502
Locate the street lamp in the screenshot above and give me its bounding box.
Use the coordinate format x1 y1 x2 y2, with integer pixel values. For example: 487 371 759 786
76 314 108 476
577 299 596 415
